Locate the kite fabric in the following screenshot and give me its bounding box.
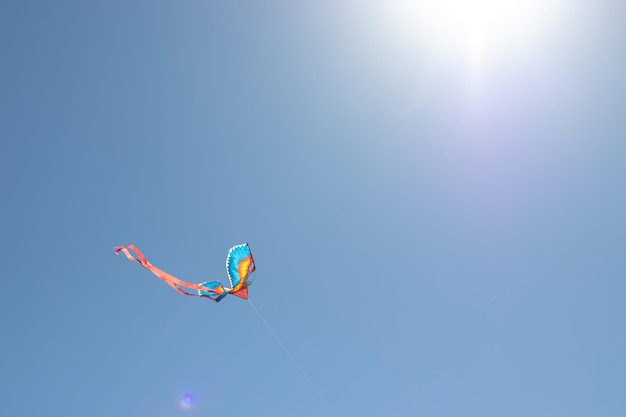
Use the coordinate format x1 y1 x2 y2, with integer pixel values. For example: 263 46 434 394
114 243 255 302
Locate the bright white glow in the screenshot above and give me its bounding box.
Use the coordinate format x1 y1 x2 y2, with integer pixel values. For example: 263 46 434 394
386 0 559 78
467 21 484 75
390 0 553 40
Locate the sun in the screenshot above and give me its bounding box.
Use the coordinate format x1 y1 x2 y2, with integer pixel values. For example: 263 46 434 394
386 0 560 76
389 0 554 40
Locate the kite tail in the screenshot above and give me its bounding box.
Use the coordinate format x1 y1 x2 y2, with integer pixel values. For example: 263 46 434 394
114 244 223 298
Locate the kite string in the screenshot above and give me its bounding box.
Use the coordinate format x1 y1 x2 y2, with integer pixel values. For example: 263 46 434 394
247 299 339 417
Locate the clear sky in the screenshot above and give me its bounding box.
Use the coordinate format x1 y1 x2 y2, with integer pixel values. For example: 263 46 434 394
1 1 625 416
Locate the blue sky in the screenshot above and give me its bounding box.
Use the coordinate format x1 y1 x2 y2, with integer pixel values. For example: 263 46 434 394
1 1 625 416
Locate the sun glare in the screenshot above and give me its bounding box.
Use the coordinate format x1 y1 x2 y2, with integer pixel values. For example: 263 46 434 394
391 0 552 39
387 0 558 77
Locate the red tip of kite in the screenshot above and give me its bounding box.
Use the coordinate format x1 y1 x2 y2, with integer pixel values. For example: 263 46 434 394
230 286 249 299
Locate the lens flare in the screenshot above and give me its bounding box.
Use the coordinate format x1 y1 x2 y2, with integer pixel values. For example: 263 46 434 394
179 393 195 410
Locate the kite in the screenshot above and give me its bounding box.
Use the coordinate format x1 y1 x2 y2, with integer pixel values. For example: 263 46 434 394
114 243 255 302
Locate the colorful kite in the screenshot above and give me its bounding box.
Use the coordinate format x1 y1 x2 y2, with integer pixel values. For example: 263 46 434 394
114 243 255 302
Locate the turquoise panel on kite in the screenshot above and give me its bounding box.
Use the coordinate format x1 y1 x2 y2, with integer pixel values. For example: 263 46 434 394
198 281 228 302
226 243 255 288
